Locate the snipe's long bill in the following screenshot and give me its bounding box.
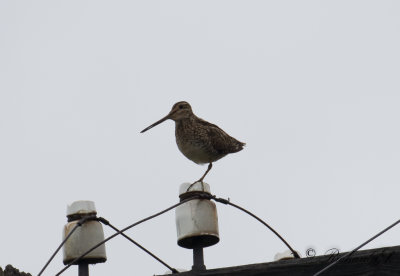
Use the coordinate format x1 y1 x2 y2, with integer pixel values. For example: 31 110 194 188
141 101 245 190
140 114 170 133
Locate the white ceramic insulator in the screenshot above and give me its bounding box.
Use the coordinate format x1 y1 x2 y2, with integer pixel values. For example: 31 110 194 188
175 182 219 249
62 200 107 265
274 249 301 261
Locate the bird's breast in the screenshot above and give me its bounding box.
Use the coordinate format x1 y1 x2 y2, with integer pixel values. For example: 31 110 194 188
176 141 212 164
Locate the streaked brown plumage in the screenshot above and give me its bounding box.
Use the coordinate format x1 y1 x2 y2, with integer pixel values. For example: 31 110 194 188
141 101 245 189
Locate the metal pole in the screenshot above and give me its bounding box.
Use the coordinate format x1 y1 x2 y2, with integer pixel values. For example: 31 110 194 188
78 263 89 276
192 246 206 271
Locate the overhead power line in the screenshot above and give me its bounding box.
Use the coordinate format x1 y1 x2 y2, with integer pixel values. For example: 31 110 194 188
313 218 400 276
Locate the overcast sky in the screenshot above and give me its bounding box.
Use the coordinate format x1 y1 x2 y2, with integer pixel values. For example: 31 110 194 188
1 1 399 275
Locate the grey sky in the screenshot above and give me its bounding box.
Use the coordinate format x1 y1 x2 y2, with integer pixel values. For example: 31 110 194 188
1 1 399 275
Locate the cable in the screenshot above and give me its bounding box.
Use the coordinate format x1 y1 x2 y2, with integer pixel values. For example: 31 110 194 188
53 193 299 275
97 217 178 273
55 195 201 276
205 195 300 259
313 218 400 276
37 214 96 276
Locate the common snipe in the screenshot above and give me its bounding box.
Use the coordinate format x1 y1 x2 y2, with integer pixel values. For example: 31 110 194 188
141 101 245 191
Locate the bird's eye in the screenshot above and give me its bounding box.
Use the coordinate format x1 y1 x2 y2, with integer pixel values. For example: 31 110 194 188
179 105 184 109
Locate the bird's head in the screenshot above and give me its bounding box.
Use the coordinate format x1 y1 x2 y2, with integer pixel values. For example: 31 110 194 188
140 101 193 133
168 101 193 121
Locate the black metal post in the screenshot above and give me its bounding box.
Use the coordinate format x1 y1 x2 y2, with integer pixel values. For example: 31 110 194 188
78 263 89 276
192 246 206 271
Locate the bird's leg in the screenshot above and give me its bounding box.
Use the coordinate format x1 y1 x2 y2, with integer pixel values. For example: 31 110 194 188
198 162 213 184
187 163 213 192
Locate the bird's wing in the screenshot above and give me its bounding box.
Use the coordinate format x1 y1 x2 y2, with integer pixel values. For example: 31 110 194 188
196 117 223 132
197 117 244 154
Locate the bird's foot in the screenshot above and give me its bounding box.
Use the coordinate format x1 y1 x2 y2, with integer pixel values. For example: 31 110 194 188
185 162 212 193
186 180 205 192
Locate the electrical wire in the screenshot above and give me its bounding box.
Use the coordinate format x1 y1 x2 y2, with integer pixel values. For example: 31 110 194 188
206 195 300 259
52 193 299 275
37 215 96 276
313 218 400 276
97 217 178 273
55 195 201 276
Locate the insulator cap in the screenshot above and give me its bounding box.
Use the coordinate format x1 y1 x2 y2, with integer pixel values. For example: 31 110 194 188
274 250 301 261
66 200 97 222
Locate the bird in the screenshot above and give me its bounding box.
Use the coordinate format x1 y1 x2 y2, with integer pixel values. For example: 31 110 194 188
140 101 245 191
